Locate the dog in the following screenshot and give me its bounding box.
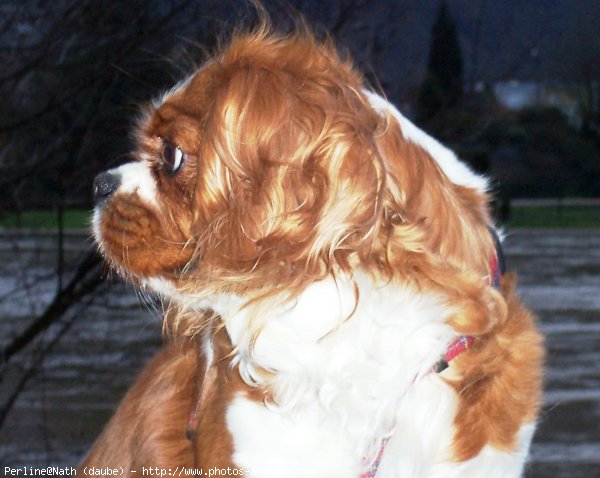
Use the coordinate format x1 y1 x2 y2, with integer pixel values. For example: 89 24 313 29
83 22 543 478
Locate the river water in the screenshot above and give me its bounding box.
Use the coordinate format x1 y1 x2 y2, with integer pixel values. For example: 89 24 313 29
0 229 599 476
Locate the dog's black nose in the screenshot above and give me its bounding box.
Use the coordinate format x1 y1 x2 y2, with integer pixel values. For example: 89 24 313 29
93 172 120 204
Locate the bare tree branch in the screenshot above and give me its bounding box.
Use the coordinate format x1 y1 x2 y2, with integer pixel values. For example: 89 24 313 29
1 251 101 366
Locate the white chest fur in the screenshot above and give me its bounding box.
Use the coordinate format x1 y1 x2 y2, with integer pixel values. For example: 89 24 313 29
208 274 454 474
204 274 533 477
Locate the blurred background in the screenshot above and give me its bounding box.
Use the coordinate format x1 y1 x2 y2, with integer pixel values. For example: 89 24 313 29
0 0 598 476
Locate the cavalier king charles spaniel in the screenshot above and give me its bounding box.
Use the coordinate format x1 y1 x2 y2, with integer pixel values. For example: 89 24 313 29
83 22 543 478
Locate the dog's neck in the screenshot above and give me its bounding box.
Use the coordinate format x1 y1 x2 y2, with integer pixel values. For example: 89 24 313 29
183 235 505 472
192 272 455 459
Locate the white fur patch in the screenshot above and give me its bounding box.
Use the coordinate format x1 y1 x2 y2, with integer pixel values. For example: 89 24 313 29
91 207 102 250
143 277 180 298
374 375 459 477
110 161 159 206
425 422 537 478
211 272 535 476
226 394 362 477
211 273 467 475
363 90 489 193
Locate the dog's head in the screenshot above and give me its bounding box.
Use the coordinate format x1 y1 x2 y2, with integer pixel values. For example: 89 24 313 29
93 26 497 323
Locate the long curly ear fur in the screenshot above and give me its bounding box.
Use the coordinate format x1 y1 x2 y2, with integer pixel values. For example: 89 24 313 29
182 28 386 295
364 104 505 336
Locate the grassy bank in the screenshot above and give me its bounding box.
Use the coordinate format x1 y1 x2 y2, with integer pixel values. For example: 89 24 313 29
0 210 90 230
505 204 600 228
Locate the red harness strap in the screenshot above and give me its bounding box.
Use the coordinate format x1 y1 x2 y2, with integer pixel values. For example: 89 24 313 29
430 335 475 374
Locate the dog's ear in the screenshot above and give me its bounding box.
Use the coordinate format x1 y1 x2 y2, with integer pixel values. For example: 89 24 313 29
371 107 494 278
192 55 387 280
368 106 508 336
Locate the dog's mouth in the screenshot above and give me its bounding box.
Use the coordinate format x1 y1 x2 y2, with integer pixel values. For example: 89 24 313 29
94 197 194 288
98 193 157 254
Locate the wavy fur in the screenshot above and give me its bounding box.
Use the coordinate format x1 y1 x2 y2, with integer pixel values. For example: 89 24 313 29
86 20 543 478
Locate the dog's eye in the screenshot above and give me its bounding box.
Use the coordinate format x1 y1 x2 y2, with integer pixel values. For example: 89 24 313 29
161 140 184 175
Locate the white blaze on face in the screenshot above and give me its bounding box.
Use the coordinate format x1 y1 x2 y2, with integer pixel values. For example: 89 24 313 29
110 161 160 206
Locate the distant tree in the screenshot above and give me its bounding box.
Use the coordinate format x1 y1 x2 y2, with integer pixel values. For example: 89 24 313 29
569 18 600 140
481 107 600 198
416 1 464 124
